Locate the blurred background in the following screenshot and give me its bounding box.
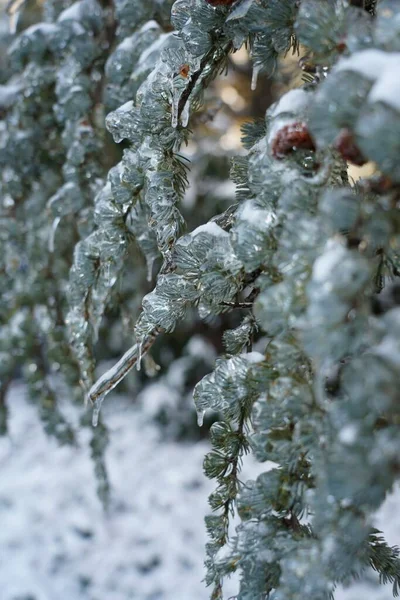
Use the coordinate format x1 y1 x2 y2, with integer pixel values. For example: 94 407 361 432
0 1 394 599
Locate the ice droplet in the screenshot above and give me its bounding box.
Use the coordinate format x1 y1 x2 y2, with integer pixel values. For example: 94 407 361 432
92 394 105 427
251 64 261 91
48 216 62 253
197 410 205 427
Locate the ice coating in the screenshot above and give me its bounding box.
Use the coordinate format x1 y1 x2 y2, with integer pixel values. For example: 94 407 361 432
336 50 400 112
88 330 161 425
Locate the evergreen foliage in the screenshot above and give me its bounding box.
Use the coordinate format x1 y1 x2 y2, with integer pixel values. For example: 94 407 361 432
2 0 400 597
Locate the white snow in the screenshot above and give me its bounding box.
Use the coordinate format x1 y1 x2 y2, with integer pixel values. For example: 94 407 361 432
369 60 400 112
239 201 274 227
241 351 266 364
58 1 83 22
138 381 180 419
338 424 358 445
0 383 399 600
190 222 228 238
0 81 23 107
335 50 400 112
268 89 312 154
22 22 59 36
116 34 137 52
266 90 313 153
335 49 392 80
213 544 232 566
269 89 311 118
312 241 346 283
139 20 160 34
0 383 216 600
372 335 400 369
114 99 134 113
268 51 400 135
185 336 217 361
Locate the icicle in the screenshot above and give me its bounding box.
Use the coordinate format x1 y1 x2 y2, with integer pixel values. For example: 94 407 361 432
88 329 161 407
251 64 262 91
171 89 180 128
197 409 206 427
147 257 155 282
92 394 105 427
48 216 61 253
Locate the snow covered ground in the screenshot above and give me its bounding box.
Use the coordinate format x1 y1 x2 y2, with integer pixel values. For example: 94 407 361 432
0 383 398 600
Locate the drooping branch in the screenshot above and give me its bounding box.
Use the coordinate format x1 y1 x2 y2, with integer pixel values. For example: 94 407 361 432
177 41 233 120
88 327 162 404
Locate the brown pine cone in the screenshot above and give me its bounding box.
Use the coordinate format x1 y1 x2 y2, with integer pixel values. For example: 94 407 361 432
334 129 367 166
271 122 316 159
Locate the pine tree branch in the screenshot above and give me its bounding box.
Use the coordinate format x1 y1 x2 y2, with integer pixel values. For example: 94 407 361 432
220 301 253 309
88 328 162 403
177 41 234 121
